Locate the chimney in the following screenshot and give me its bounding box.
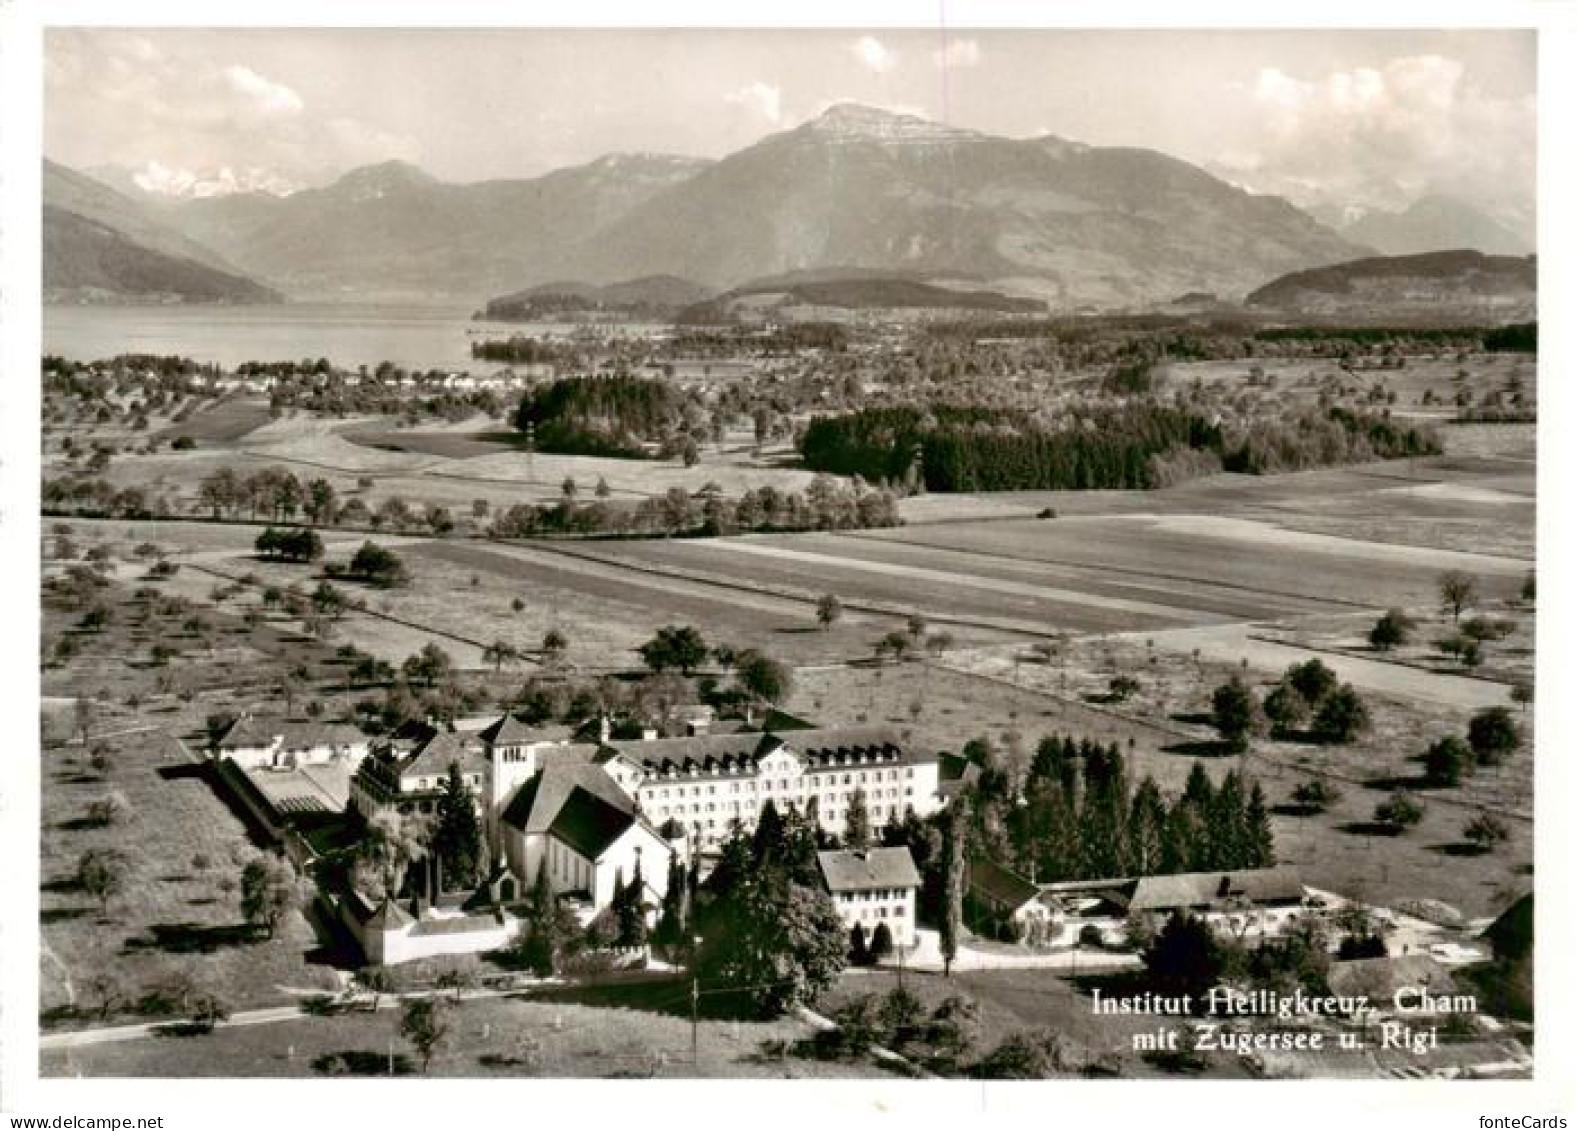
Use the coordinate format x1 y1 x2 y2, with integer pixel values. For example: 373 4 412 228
599 714 611 743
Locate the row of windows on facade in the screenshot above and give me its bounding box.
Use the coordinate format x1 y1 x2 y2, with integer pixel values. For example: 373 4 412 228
837 889 909 902
409 767 914 794
640 772 913 801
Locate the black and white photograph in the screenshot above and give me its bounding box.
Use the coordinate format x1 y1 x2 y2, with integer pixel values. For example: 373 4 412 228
0 3 1571 1123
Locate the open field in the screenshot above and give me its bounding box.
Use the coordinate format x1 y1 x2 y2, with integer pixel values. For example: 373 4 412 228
42 987 867 1078
785 654 1530 920
39 706 340 1025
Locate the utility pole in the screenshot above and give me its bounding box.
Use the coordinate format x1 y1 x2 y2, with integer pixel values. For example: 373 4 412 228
690 934 703 1069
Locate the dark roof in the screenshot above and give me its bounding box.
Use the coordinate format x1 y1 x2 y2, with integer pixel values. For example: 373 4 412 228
549 787 638 861
214 714 364 752
968 857 1040 911
477 713 571 747
599 724 938 780
401 729 487 781
818 847 921 893
1481 892 1533 961
499 748 646 864
363 896 414 930
1123 868 1304 913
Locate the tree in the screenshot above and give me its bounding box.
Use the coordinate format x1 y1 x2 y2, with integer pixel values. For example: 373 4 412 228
1467 706 1520 766
870 921 895 962
695 873 847 1017
1520 571 1536 606
540 629 568 668
432 763 483 891
1262 681 1307 737
400 998 449 1073
849 922 871 966
77 847 132 915
655 851 689 946
844 787 872 849
347 542 410 587
815 593 843 631
1423 736 1473 787
1438 571 1477 622
1310 684 1370 745
1286 658 1337 707
402 643 455 689
86 792 129 828
940 801 968 977
735 649 792 713
638 624 710 675
1510 681 1534 714
239 855 302 938
1210 676 1259 752
1374 791 1425 833
620 864 651 947
1107 674 1141 703
1462 812 1510 853
1143 911 1225 1001
877 631 913 664
1368 609 1414 652
481 640 520 673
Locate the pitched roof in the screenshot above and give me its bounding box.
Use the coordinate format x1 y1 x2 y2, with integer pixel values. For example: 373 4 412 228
215 714 364 752
363 896 414 930
968 857 1041 911
818 847 921 893
477 713 571 747
400 728 487 781
500 748 636 849
549 787 638 861
1481 892 1533 961
1124 868 1304 913
600 724 938 780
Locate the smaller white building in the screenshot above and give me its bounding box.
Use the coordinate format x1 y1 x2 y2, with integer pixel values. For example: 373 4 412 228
818 847 922 949
211 714 369 771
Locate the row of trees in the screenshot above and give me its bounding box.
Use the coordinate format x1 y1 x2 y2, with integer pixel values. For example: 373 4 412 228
488 477 902 540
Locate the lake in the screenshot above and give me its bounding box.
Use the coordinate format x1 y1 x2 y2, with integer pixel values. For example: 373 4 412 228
43 303 669 371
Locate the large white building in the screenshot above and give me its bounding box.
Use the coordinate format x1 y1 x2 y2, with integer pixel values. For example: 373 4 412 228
351 713 949 917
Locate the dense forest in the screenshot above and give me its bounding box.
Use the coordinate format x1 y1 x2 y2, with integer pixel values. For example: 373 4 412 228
799 400 1439 492
513 374 683 457
883 734 1276 937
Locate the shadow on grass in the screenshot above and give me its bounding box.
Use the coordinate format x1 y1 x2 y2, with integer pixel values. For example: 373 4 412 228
1169 712 1214 727
1271 803 1325 818
41 907 89 924
152 1021 219 1038
123 921 258 955
41 876 82 895
1338 822 1406 838
156 763 208 782
528 975 763 1022
1160 739 1236 759
1429 842 1493 857
1363 773 1435 792
54 816 111 832
312 1050 415 1076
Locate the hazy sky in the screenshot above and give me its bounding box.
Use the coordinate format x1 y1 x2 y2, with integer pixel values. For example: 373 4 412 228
46 28 1535 219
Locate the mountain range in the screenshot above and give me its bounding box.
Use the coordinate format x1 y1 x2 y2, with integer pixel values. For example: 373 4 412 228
40 102 1535 309
1306 195 1533 258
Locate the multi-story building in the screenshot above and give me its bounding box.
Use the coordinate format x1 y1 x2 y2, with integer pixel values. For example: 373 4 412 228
818 847 922 949
348 711 948 919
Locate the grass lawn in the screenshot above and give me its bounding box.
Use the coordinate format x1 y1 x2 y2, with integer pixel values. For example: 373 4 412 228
42 989 874 1079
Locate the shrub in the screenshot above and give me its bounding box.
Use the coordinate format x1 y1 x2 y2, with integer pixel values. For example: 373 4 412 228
1467 707 1520 766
